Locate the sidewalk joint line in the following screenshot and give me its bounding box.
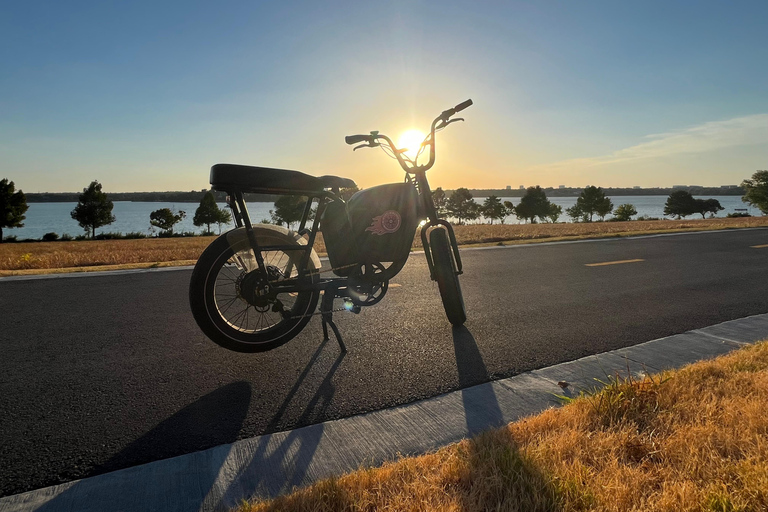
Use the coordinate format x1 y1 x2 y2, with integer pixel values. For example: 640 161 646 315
691 330 750 345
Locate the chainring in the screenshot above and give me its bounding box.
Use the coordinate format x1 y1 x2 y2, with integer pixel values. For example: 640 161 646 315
347 262 388 306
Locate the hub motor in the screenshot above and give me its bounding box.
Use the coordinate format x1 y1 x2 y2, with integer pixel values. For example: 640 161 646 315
237 265 290 310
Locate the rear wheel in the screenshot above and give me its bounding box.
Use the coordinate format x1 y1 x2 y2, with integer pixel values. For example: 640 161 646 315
429 227 466 325
189 227 320 352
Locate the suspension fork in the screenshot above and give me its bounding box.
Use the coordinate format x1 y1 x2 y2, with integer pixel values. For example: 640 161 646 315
414 172 463 279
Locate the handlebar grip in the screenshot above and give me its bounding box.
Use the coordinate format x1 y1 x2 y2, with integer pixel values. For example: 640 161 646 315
454 99 473 112
345 134 370 145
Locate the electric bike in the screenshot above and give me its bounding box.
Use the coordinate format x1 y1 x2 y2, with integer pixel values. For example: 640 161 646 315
189 99 473 352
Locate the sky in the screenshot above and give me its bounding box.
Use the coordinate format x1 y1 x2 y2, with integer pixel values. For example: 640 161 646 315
1 0 767 193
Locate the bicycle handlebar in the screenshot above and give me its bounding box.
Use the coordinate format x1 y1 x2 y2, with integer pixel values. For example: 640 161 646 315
345 134 371 145
346 99 472 173
454 99 473 113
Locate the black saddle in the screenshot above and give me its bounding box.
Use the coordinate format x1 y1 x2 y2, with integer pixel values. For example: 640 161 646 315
210 163 356 195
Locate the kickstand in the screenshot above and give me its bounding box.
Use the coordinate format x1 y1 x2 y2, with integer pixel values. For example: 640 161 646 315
321 290 347 353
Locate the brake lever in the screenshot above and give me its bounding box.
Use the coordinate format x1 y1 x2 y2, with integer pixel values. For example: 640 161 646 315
435 118 464 130
353 142 380 151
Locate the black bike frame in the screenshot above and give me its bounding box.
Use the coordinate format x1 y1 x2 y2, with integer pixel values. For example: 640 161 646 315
224 101 469 292
372 119 465 278
226 188 348 293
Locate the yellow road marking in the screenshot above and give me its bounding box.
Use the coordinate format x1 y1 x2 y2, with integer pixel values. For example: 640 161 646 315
585 258 645 267
389 283 402 288
751 244 768 249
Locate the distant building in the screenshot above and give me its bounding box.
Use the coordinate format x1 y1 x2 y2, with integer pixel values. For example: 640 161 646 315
506 185 511 190
633 186 641 189
672 185 687 189
558 185 565 189
722 185 739 189
519 185 525 190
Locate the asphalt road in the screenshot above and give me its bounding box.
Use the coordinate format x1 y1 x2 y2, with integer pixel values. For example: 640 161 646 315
2 228 768 496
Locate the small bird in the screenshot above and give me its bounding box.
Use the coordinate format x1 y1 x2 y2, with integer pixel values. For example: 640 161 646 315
557 381 570 389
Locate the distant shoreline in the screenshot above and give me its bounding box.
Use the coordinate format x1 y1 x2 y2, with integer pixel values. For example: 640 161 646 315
24 186 746 203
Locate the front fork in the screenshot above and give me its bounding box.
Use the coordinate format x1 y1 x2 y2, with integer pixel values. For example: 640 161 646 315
414 172 463 280
421 219 463 280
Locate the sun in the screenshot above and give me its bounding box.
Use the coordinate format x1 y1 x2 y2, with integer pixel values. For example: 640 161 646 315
397 129 427 161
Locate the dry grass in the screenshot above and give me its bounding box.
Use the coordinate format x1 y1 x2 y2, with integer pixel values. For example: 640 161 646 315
240 341 768 512
0 237 217 273
442 216 768 248
1 216 766 275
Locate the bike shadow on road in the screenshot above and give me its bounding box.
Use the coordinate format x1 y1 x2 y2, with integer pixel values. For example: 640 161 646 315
36 380 253 511
212 338 346 508
452 325 504 436
452 327 562 510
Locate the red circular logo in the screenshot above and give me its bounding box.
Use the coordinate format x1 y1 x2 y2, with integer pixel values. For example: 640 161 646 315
380 210 401 233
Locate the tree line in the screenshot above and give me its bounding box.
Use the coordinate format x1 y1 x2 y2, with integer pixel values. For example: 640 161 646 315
456 185 746 198
432 172 768 225
0 180 232 242
2 171 768 242
427 182 749 225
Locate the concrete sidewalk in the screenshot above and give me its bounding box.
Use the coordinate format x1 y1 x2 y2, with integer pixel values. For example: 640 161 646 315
3 313 768 512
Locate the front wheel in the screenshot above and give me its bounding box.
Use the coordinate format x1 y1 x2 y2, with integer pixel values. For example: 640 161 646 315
189 226 320 352
429 227 466 325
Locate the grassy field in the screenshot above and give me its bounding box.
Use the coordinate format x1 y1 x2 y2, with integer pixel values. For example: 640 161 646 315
238 341 768 512
1 216 767 275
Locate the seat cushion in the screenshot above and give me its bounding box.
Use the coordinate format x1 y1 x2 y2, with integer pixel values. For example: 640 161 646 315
210 164 356 194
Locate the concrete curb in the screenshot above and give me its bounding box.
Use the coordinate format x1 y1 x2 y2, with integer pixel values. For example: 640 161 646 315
3 313 768 512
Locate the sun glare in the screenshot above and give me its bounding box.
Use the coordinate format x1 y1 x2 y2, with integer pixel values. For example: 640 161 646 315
397 129 427 161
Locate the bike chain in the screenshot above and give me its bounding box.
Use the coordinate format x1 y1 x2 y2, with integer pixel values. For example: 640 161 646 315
288 305 350 321
267 262 367 321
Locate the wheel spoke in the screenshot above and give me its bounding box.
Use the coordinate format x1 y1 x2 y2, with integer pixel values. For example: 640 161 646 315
201 236 317 337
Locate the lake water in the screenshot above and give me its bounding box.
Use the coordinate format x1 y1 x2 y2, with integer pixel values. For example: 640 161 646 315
4 195 758 241
4 202 272 240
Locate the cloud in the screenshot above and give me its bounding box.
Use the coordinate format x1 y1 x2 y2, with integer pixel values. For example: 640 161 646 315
530 113 768 174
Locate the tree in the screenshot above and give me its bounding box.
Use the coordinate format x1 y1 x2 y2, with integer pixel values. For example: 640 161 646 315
545 203 563 223
215 208 232 234
694 198 723 219
150 208 185 235
465 201 481 224
193 191 226 234
664 190 698 219
502 201 516 224
446 188 479 225
432 187 448 217
742 170 768 214
514 186 555 224
568 186 613 222
566 203 587 223
481 196 507 224
340 185 360 202
595 195 613 221
0 178 29 243
270 195 307 227
613 203 638 222
70 181 116 238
